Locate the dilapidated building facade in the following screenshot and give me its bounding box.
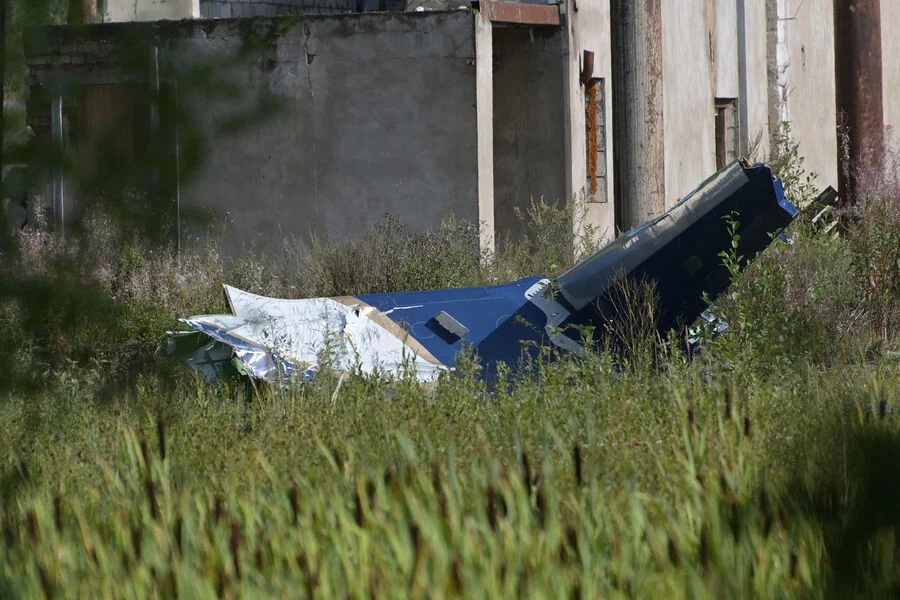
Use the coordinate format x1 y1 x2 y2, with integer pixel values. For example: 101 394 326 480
22 0 900 256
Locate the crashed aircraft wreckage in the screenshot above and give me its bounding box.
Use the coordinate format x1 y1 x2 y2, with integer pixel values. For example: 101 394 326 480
167 159 799 382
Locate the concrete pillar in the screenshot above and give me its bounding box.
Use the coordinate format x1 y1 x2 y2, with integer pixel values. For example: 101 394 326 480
610 0 665 231
834 0 884 204
51 95 66 233
0 0 5 178
474 14 495 254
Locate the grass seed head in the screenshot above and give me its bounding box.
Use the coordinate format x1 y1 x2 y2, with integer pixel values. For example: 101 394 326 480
174 516 183 554
288 485 300 525
214 495 225 524
145 477 159 520
724 388 733 419
536 486 547 529
230 520 242 580
38 563 55 598
140 437 150 469
132 524 142 561
573 444 583 487
366 478 377 511
668 534 681 566
409 521 421 553
26 510 39 546
451 556 464 594
565 526 579 562
354 488 364 527
521 450 533 489
699 524 710 575
53 494 62 532
157 417 166 461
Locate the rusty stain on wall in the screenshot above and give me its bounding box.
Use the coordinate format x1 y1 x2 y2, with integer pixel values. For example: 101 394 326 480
586 79 598 198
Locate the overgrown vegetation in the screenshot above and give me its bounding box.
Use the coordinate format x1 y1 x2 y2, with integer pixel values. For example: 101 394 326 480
2 148 899 596
2 32 900 589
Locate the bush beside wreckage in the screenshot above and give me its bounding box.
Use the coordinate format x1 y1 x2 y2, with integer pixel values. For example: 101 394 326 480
166 159 801 383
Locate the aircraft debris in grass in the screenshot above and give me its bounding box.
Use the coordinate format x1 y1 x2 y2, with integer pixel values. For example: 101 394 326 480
166 159 799 383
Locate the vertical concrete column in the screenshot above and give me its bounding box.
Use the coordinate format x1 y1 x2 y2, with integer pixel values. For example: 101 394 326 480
51 95 66 233
736 0 750 155
474 14 495 255
610 0 665 231
834 0 884 205
0 0 5 178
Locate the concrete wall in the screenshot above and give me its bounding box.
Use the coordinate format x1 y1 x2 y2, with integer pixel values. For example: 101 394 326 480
172 12 489 256
661 0 715 206
199 0 403 18
713 0 769 158
770 0 837 187
883 1 900 135
104 0 199 21
28 12 491 256
562 0 615 244
739 0 769 158
714 0 739 99
492 27 566 242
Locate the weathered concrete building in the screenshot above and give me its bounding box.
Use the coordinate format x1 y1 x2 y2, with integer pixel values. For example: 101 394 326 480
20 0 900 257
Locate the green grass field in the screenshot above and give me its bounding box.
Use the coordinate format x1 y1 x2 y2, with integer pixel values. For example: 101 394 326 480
1 183 898 597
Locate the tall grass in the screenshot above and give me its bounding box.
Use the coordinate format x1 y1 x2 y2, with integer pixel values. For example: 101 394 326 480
1 156 899 596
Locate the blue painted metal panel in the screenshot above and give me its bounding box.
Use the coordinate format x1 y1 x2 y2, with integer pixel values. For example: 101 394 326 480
357 276 551 374
172 160 799 382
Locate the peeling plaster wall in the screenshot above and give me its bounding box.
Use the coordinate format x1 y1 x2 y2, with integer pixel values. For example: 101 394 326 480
492 26 566 243
104 0 200 21
661 0 715 206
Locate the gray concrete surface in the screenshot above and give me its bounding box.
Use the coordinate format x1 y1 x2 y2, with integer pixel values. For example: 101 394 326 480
714 0 739 99
27 12 492 257
739 0 769 158
770 0 837 188
474 14 494 253
173 12 488 256
661 0 715 206
883 1 900 136
491 26 566 243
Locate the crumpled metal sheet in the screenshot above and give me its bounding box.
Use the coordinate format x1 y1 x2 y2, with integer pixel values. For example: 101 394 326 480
175 287 450 383
168 159 798 383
